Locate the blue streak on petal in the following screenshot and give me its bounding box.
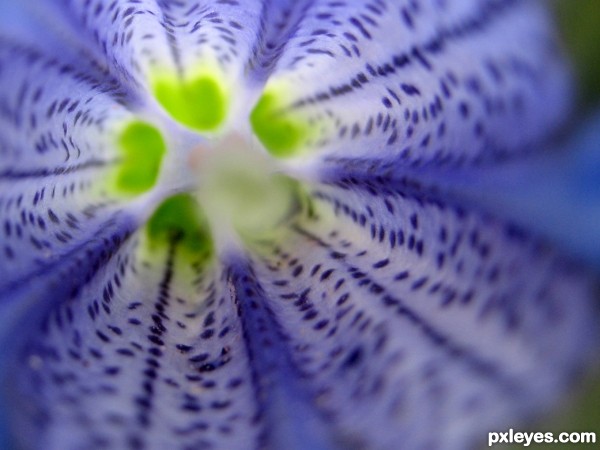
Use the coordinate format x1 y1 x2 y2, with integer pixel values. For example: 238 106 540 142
250 0 572 164
244 176 597 449
5 232 336 448
422 110 600 269
0 210 138 354
0 1 596 449
0 211 138 448
316 109 600 269
227 259 338 450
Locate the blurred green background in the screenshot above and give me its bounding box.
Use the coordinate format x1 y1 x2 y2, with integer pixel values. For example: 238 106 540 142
555 0 600 110
496 1 600 449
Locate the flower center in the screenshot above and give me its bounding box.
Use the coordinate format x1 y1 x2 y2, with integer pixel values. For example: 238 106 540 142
109 118 306 262
103 66 318 263
192 133 302 243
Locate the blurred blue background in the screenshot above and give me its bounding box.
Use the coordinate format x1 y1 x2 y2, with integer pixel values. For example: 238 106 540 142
499 1 600 448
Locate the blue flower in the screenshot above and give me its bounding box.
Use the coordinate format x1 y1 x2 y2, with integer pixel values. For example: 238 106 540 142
0 1 597 449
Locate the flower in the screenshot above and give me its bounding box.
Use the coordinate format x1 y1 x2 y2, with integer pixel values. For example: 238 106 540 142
0 1 597 449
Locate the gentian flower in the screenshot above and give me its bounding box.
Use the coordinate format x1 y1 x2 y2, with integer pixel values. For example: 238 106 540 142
0 1 597 449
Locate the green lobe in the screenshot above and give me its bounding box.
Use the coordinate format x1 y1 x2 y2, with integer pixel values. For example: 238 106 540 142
250 93 308 158
154 75 227 131
146 194 212 259
116 121 166 194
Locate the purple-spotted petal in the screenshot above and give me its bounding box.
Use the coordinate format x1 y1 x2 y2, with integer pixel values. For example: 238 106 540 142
4 233 331 450
0 35 162 289
250 0 571 165
5 177 596 449
0 1 596 450
242 178 596 449
17 0 267 128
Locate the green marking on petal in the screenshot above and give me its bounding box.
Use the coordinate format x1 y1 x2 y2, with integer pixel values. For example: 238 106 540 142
146 194 213 260
116 121 166 194
250 88 310 158
152 70 228 131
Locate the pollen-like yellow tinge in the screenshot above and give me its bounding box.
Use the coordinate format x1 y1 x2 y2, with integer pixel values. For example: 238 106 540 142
151 65 229 132
107 121 166 196
250 82 314 158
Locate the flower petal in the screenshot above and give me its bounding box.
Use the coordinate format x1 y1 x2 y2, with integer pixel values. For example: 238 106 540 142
4 221 342 450
0 2 595 450
0 35 167 290
0 44 156 321
240 177 597 448
432 109 600 268
4 236 254 449
18 0 271 130
4 178 596 449
250 0 571 164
